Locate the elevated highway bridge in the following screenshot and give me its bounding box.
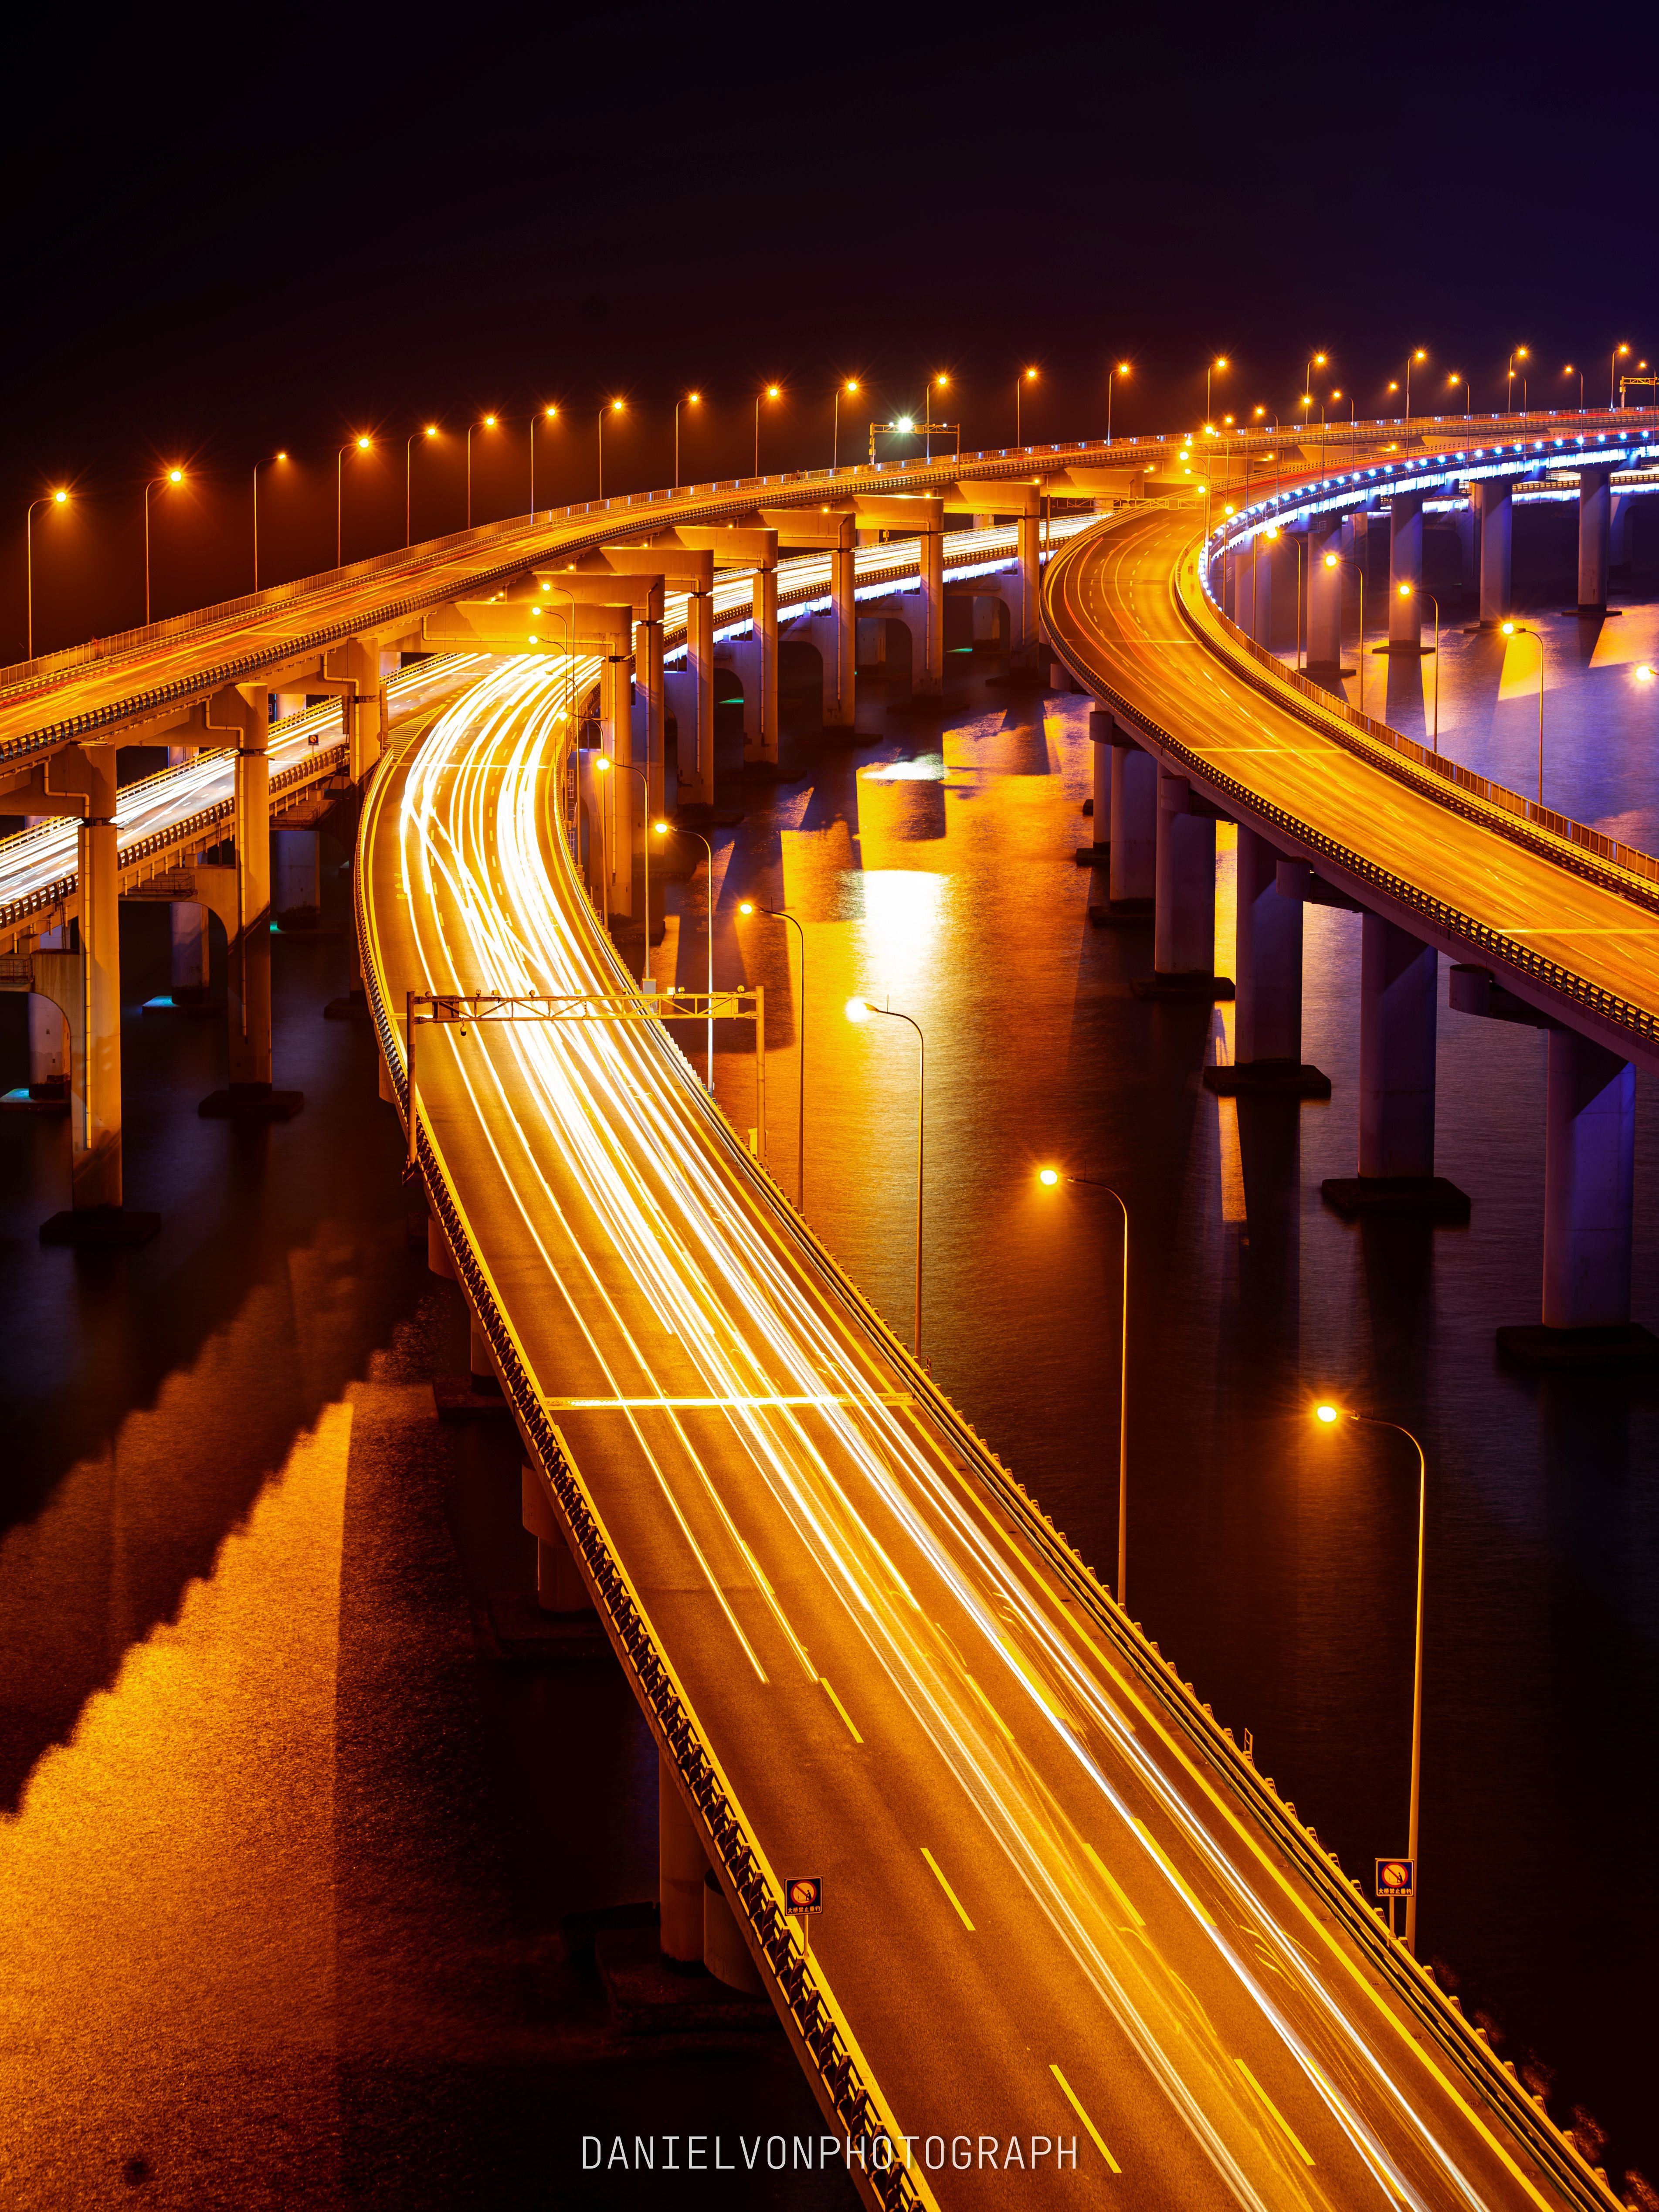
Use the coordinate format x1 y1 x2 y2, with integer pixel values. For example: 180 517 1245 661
3 411 1650 2204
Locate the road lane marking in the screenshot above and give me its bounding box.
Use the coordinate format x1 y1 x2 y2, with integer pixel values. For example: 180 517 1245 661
920 1848 975 1930
964 1672 1016 1742
1132 1818 1217 1927
1236 2059 1316 2166
821 1676 864 1743
1048 2065 1122 2173
1081 1839 1145 1928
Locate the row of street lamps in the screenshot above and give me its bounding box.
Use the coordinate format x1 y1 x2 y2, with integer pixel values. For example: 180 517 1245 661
1200 342 1643 432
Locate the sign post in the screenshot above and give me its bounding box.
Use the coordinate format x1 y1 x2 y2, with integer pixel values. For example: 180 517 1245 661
1375 1857 1415 1940
786 1875 822 1960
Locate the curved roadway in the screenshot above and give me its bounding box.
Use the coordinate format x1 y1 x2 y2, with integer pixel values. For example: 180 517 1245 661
359 649 1608 2211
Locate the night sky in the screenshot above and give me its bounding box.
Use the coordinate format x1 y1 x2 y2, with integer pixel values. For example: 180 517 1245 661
4 0 1649 656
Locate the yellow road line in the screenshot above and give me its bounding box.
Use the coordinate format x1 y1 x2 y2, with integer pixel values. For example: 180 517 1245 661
964 1672 1016 1742
1049 2065 1121 2173
821 1677 864 1744
920 1848 975 1931
1236 2059 1316 2167
1133 1818 1217 1928
1082 1839 1145 1929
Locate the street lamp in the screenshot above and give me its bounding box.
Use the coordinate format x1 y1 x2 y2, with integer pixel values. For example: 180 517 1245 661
845 996 925 1357
1399 583 1441 750
465 413 498 529
597 399 624 499
1311 1400 1427 1954
925 373 950 462
1403 348 1426 421
1107 362 1131 444
532 405 557 513
674 392 700 490
740 902 806 1211
251 451 288 590
1302 351 1327 412
336 437 370 567
1612 343 1631 409
1325 549 1367 715
1259 521 1303 668
1506 347 1529 416
25 488 69 659
832 380 859 473
1037 1169 1130 1612
1448 372 1469 421
1564 364 1584 412
1017 366 1038 445
1207 356 1228 424
1500 620 1547 808
592 754 653 984
407 424 438 546
755 384 780 477
656 821 716 1084
144 467 186 624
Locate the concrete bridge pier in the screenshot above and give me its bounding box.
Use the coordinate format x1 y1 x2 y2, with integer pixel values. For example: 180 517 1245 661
827 539 857 726
916 523 944 694
161 741 212 1007
672 585 716 804
1107 726 1156 915
1015 512 1041 668
27 966 67 1099
1087 709 1112 851
273 828 321 925
637 605 666 821
659 1756 710 1964
1204 829 1329 1096
1322 915 1467 1219
1471 480 1513 628
1387 494 1424 651
1304 522 1345 678
602 651 634 920
1236 542 1272 645
200 684 303 1122
520 1466 596 1613
1131 770 1232 1000
743 567 779 765
1577 465 1612 616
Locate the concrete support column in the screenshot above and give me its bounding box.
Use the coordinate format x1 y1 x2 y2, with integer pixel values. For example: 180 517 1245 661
685 588 715 802
917 528 944 694
659 1756 709 1964
1578 465 1613 615
1015 514 1041 662
1358 916 1436 1177
1221 550 1237 621
171 903 210 996
76 794 122 1211
637 607 665 821
28 992 67 1094
1088 708 1112 841
468 1310 497 1395
602 655 633 919
1542 1030 1635 1328
827 543 856 726
1306 523 1343 673
747 567 778 764
1474 480 1513 626
1153 770 1215 977
520 1466 595 1613
229 702 273 1089
1235 828 1302 1062
1238 542 1272 645
1109 733 1156 904
273 828 320 922
1387 494 1423 648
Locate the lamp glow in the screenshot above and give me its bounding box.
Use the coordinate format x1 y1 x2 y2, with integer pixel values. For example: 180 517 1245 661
1038 1167 1060 1187
845 996 872 1023
1315 1403 1340 1424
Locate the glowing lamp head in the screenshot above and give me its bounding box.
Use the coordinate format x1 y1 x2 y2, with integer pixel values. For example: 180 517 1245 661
936 373 949 388
1026 367 1038 381
52 488 68 504
1324 551 1338 568
545 405 558 418
483 415 496 428
425 424 438 437
654 820 670 835
1038 1167 1060 1187
594 754 610 773
766 384 780 398
1635 665 1656 684
846 379 859 394
1216 356 1228 370
896 416 914 434
738 900 755 916
356 436 370 450
1501 620 1517 636
1314 1403 1340 1425
1414 349 1426 362
1315 353 1327 366
276 450 288 461
1398 582 1412 598
1263 523 1280 540
611 399 625 413
167 468 183 484
845 996 872 1024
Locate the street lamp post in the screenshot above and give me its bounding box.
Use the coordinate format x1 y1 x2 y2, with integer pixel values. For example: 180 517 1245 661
740 904 805 1211
1207 356 1228 424
674 393 700 490
1506 348 1529 416
465 414 497 529
144 468 185 625
1403 348 1426 422
251 451 288 590
1449 373 1469 421
407 424 438 546
594 755 653 984
1016 367 1038 445
597 399 624 500
1500 620 1547 808
1324 550 1367 715
336 437 370 567
1564 365 1584 411
1107 363 1130 444
845 996 925 1358
1312 1401 1427 1954
755 384 780 478
1400 584 1441 750
1038 1169 1130 1611
657 822 716 1084
25 488 69 659
532 405 557 512
1612 343 1631 409
832 380 858 472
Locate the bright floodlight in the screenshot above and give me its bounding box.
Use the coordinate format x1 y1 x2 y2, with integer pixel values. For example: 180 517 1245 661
896 416 914 434
1263 523 1279 540
845 997 871 1024
276 450 288 461
1314 1403 1340 1424
1038 1167 1060 1187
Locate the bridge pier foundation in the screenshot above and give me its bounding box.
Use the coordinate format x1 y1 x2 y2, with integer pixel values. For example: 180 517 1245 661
659 1755 710 1964
1205 828 1328 1096
1087 709 1112 848
1015 513 1041 668
827 540 857 727
1132 770 1231 998
638 604 666 822
1322 915 1467 1219
1386 493 1425 651
674 585 716 804
743 565 779 764
1576 465 1612 616
1107 729 1156 912
1472 480 1512 628
916 524 944 694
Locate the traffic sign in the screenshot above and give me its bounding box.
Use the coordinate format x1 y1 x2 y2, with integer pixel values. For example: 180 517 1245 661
1375 1857 1415 1900
786 1876 823 1914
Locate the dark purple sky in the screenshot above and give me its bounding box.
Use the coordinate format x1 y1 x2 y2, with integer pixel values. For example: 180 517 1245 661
3 0 1649 652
